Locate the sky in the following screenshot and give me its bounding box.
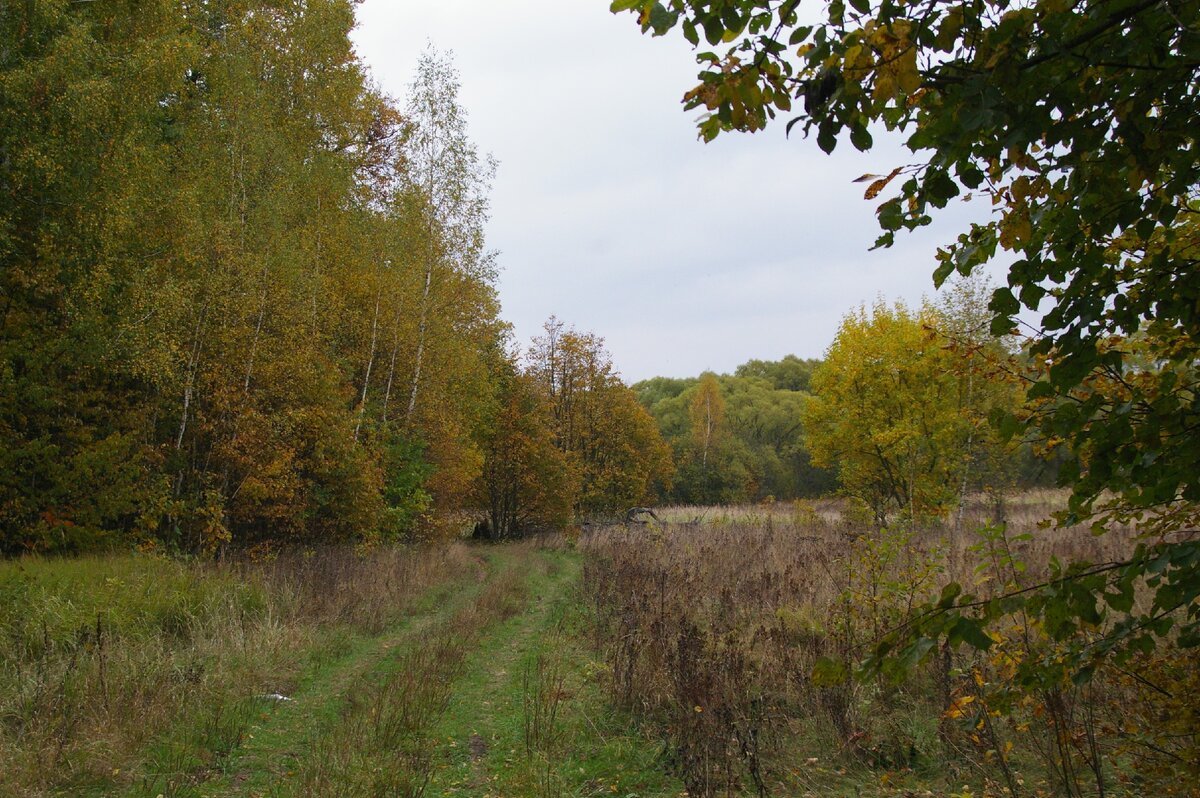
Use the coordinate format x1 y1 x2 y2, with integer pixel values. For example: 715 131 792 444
350 1 1007 383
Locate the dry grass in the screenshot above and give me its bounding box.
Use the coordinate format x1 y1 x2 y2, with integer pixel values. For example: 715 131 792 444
579 492 1187 797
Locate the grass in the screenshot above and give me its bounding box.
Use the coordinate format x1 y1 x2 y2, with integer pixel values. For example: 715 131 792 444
1 540 685 798
421 543 685 798
0 544 478 797
580 495 1193 798
3 495 1194 797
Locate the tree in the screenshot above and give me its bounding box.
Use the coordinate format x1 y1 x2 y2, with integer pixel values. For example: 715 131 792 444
400 47 497 428
0 0 189 552
476 364 577 539
528 318 674 515
735 354 820 392
803 299 1014 524
933 274 1027 526
689 372 727 469
635 363 835 503
0 2 504 552
614 0 1200 688
722 373 834 499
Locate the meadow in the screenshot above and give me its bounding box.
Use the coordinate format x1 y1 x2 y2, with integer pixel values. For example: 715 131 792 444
581 493 1190 798
2 495 1195 797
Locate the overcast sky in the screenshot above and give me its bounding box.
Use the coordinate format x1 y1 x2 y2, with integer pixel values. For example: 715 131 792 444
351 1 1006 383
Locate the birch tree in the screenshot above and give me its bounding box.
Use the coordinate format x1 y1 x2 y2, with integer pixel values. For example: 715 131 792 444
400 48 497 426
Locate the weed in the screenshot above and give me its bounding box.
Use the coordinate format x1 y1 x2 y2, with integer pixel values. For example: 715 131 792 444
580 495 1172 797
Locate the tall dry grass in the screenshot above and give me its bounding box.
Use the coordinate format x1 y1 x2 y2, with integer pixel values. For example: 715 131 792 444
580 493 1188 797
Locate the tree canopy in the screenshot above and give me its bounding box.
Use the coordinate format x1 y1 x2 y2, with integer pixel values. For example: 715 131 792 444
528 318 674 517
635 357 837 503
0 2 667 553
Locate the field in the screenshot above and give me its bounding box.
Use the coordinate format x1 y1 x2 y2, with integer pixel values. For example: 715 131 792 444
2 495 1195 797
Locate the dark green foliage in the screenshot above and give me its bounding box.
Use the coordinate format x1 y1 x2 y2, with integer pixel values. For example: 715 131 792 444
380 435 434 540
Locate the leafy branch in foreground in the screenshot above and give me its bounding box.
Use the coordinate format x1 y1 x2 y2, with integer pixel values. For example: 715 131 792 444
613 0 1200 676
867 534 1200 681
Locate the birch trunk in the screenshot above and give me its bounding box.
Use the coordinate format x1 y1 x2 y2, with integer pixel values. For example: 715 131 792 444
355 292 381 442
175 299 210 451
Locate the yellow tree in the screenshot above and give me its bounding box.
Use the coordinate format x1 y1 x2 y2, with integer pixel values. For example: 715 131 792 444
528 318 673 515
803 299 1013 525
689 372 726 468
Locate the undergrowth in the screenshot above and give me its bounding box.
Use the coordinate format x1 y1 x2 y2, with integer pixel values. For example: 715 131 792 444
580 496 1198 797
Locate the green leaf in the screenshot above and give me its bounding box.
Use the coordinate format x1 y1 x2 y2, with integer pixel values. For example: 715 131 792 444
648 3 677 35
811 655 849 686
901 637 938 670
817 124 838 154
877 198 903 230
938 581 962 608
990 287 1019 316
950 617 993 651
933 258 954 287
850 124 873 151
788 26 813 45
1049 349 1098 391
702 15 725 45
682 19 699 46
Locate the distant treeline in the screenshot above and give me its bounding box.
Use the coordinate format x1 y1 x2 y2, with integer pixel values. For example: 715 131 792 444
635 356 836 504
637 284 1061 515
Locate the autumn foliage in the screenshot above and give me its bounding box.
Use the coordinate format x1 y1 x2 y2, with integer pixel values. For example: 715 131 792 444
476 319 673 538
0 3 668 553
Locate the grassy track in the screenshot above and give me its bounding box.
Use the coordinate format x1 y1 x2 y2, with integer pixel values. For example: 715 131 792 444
16 544 683 798
171 570 492 798
422 548 683 798
125 544 683 798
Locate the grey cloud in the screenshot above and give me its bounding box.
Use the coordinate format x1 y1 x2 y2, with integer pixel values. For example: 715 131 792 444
352 2 1007 383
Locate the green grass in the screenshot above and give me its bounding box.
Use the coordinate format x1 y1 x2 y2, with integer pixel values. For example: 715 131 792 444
5 534 1116 798
422 549 685 798
0 545 480 797
128 576 484 798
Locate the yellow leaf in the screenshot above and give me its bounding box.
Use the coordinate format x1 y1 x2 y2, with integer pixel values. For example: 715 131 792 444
872 72 897 102
896 49 922 93
864 167 903 200
944 694 976 718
